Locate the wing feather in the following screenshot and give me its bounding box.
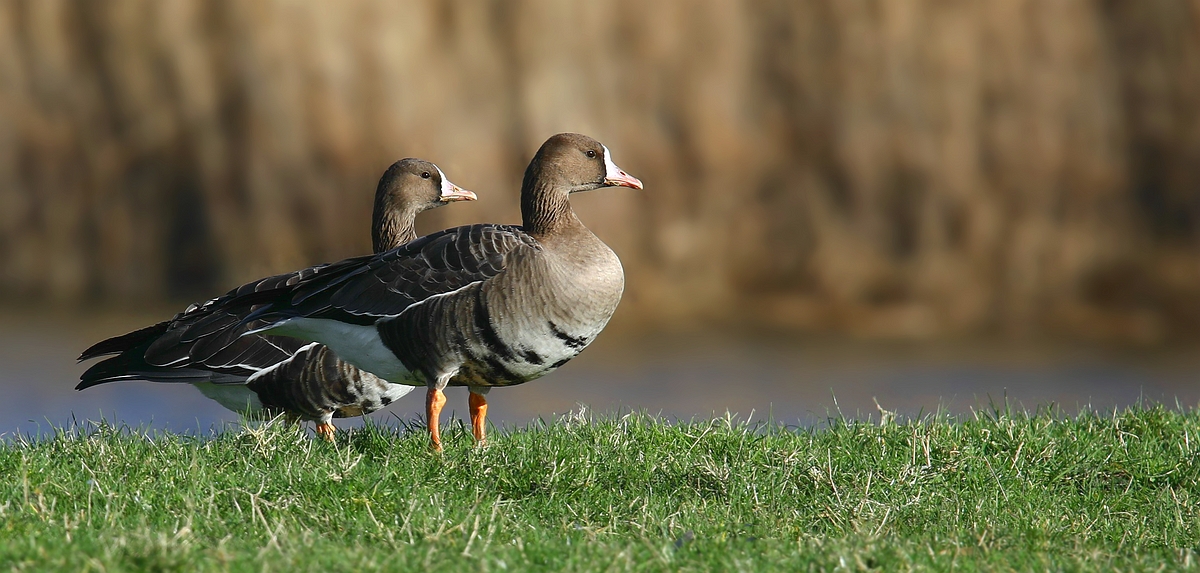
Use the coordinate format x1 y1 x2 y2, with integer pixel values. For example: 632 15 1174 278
80 223 538 391
244 224 537 324
81 262 332 388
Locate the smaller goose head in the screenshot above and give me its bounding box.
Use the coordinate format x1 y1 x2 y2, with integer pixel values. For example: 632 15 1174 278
372 158 477 252
521 133 642 234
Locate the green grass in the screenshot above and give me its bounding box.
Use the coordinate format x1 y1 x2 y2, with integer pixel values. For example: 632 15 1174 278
2 404 1199 571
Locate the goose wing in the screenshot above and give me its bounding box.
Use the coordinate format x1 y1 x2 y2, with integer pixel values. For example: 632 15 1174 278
246 224 537 325
141 265 329 370
78 265 327 389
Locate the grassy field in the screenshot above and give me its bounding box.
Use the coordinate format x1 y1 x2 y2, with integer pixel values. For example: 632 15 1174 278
1 405 1198 571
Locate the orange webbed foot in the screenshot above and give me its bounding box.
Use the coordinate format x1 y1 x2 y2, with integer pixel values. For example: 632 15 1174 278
315 422 336 442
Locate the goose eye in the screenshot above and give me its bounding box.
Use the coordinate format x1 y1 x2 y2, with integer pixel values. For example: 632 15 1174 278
585 150 597 158
421 172 431 179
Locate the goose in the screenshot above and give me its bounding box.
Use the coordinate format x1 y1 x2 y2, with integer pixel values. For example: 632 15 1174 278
239 133 642 450
76 159 476 440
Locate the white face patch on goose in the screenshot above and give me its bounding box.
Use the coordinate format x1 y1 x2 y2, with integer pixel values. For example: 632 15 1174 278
602 146 621 181
438 166 456 198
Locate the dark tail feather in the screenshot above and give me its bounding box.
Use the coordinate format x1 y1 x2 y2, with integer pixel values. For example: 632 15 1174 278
78 321 172 390
77 354 146 390
79 287 285 363
77 352 239 390
78 321 170 362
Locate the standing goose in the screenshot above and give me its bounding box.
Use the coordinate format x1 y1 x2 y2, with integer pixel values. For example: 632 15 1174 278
77 159 476 440
241 133 642 449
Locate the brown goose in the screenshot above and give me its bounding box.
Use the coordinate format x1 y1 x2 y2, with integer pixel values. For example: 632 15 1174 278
242 133 642 449
77 159 476 440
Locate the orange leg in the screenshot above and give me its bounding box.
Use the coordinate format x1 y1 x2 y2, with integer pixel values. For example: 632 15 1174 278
469 391 489 443
315 422 336 442
426 387 448 451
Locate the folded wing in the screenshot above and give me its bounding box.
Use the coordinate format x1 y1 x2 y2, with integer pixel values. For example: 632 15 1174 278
77 265 327 389
244 224 537 326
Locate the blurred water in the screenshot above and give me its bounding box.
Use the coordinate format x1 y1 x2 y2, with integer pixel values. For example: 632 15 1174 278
4 308 1198 439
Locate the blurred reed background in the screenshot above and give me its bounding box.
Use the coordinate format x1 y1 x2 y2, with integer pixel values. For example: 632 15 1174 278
2 0 1200 342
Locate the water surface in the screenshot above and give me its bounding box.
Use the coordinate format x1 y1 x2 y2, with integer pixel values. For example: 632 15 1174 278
4 308 1198 438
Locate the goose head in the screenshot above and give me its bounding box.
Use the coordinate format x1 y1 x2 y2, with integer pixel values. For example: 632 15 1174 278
373 158 477 252
524 133 643 195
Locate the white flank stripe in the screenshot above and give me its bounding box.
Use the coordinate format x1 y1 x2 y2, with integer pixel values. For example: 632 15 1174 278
256 318 415 384
243 269 497 384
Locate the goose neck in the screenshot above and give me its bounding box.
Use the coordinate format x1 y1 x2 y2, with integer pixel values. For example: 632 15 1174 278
521 180 577 237
372 207 418 252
